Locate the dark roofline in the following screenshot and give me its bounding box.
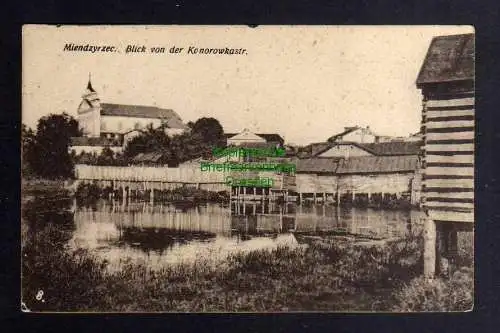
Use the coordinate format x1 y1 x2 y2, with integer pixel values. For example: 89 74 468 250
327 127 360 142
297 155 419 175
100 103 176 118
416 33 475 87
313 142 379 157
225 132 284 141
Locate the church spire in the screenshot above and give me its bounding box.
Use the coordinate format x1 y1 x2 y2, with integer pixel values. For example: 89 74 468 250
86 72 95 92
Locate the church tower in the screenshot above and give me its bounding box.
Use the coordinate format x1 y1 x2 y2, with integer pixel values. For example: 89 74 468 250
77 74 101 137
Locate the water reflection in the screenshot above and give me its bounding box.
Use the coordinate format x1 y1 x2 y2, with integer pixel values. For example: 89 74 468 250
23 195 425 272
63 201 426 269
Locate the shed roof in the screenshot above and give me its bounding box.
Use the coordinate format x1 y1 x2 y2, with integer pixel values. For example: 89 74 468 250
313 141 422 157
296 155 419 175
296 158 340 173
416 33 475 86
335 155 419 174
360 141 422 156
100 103 188 129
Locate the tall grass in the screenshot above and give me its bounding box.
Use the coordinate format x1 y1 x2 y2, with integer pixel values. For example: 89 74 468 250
22 223 473 312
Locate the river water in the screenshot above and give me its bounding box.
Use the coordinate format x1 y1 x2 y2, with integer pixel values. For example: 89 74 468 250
23 196 425 272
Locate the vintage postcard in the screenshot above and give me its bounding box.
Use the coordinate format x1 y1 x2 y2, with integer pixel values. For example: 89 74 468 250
21 25 474 312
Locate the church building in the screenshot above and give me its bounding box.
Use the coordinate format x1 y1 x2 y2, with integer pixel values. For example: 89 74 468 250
71 78 188 154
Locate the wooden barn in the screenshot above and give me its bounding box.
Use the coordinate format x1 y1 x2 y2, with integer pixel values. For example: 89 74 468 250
295 155 421 206
416 33 474 277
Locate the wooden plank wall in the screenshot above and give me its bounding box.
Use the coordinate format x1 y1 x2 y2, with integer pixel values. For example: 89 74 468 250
422 90 474 223
75 164 227 183
295 173 414 196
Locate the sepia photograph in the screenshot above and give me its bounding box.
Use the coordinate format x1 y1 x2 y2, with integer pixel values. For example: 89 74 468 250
21 25 474 312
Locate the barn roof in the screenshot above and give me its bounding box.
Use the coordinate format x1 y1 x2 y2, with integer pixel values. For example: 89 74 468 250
70 136 121 147
335 155 419 174
296 155 419 174
416 33 475 86
313 141 422 157
296 158 340 173
100 103 188 129
360 141 422 156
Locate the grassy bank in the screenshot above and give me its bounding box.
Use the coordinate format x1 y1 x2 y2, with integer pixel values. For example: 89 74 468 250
21 178 69 197
21 222 473 312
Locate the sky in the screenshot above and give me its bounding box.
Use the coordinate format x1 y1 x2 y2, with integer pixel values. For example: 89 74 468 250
22 25 474 145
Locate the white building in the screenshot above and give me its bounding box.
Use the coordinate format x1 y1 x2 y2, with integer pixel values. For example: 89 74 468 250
71 78 188 154
225 128 284 147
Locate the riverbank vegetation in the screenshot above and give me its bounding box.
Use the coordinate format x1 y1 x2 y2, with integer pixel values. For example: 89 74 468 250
22 216 473 312
74 182 230 204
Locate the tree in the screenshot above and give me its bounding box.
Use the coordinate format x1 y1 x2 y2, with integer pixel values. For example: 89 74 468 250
97 147 116 166
27 113 81 179
123 125 171 159
21 124 36 177
191 117 224 145
123 117 225 166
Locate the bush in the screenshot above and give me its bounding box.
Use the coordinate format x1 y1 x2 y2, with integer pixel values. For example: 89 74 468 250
393 266 473 312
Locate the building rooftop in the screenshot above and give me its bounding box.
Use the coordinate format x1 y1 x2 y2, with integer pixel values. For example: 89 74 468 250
296 158 341 173
224 133 284 143
100 103 188 129
296 155 419 174
416 33 475 86
313 141 422 157
359 141 422 156
335 155 419 175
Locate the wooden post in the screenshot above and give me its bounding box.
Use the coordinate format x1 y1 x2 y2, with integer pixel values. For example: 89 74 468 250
323 192 326 204
436 223 458 277
313 192 317 203
299 192 303 204
424 217 437 279
449 226 458 273
280 209 283 232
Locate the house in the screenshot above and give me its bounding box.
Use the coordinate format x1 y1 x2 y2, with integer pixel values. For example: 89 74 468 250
224 128 284 147
327 126 379 144
71 77 188 153
416 33 474 225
